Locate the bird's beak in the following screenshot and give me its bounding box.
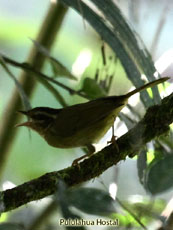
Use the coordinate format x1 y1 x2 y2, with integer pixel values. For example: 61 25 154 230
15 121 32 127
18 110 29 115
15 110 32 127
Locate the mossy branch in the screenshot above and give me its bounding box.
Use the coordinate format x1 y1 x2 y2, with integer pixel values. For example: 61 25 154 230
0 93 172 213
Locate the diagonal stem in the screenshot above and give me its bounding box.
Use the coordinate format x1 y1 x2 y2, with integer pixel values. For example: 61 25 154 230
0 2 68 176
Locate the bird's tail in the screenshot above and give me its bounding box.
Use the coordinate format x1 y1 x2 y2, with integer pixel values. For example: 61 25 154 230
126 77 169 98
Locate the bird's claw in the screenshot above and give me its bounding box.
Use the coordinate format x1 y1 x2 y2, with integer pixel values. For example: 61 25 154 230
107 135 119 152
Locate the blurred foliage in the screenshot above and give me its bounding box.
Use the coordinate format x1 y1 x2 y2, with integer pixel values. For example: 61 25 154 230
67 187 116 216
0 0 172 230
0 18 36 44
0 223 25 230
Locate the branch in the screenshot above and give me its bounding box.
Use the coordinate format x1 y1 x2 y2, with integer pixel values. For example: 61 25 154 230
158 211 173 230
1 54 87 99
0 93 173 213
165 211 173 230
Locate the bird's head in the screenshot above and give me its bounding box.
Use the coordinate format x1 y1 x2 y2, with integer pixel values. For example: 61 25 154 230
16 107 59 135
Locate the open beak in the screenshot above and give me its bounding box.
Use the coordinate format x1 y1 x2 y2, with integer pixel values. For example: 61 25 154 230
15 121 32 127
15 110 32 127
18 110 29 115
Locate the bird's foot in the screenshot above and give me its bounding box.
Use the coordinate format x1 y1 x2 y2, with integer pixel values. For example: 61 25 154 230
107 135 119 152
72 154 87 168
72 144 95 167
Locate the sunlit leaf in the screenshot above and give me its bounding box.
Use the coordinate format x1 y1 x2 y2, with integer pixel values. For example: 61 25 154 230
80 77 106 99
116 198 165 227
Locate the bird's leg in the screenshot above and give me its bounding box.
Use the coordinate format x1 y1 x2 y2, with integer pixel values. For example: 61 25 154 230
72 144 95 167
107 117 119 152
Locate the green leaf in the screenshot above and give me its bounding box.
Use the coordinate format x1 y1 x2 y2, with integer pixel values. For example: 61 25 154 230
30 39 77 80
68 188 116 216
80 77 106 99
145 154 173 195
117 198 165 226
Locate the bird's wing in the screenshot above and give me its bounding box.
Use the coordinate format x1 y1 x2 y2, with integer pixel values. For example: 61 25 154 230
51 96 125 137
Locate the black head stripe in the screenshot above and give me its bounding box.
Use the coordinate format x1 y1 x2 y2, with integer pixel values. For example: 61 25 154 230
29 107 61 121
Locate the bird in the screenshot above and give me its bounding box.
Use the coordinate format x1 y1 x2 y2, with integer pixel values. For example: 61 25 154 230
16 77 169 165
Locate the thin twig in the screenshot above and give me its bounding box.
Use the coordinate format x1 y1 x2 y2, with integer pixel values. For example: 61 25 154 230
116 198 147 230
77 0 86 29
1 54 88 99
99 179 147 229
